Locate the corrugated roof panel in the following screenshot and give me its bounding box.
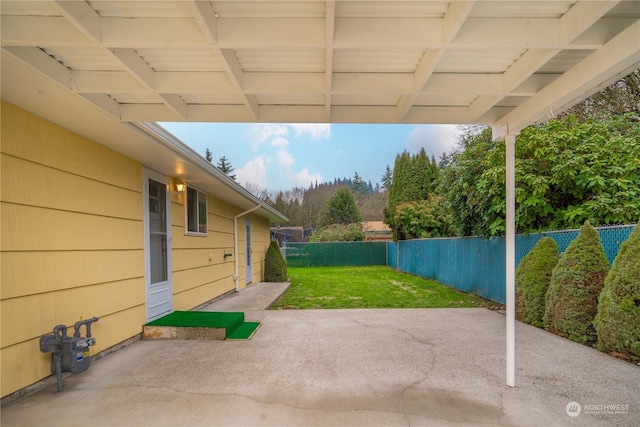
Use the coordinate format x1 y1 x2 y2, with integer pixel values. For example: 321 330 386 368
89 1 193 18
41 47 123 71
332 94 401 106
435 48 526 73
0 1 62 16
333 49 424 73
256 93 325 105
109 93 164 104
136 48 223 72
235 49 325 72
470 1 575 18
181 94 245 105
336 1 449 18
214 1 326 18
414 93 477 106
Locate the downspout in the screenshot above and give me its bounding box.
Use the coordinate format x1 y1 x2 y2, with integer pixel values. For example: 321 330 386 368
234 205 261 293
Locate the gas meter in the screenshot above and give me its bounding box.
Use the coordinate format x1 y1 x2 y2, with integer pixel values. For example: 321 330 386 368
39 317 99 391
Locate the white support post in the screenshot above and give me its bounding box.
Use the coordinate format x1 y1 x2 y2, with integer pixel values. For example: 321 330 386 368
505 133 517 387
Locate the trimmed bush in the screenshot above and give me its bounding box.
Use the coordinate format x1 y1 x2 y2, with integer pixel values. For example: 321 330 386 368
264 241 287 282
594 222 640 361
309 223 365 242
544 222 609 345
515 237 559 328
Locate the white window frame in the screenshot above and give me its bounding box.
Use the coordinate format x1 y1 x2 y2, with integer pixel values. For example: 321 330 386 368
185 185 208 236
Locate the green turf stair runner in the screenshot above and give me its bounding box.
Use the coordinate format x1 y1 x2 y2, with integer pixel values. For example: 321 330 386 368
145 311 260 340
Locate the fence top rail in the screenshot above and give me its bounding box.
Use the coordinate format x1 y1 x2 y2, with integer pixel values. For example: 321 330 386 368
391 223 636 243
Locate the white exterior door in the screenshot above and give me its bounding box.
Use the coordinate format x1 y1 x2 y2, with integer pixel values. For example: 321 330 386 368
245 219 252 284
143 169 173 321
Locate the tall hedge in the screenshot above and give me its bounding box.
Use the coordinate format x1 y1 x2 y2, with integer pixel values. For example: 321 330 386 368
594 222 640 361
516 237 559 328
264 241 287 282
544 222 609 345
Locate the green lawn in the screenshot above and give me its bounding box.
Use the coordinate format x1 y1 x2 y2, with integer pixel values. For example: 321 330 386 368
272 266 500 309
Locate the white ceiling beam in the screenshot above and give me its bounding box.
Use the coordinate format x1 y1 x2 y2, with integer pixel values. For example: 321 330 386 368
78 93 121 120
54 0 101 42
468 0 618 122
333 73 414 94
496 19 640 132
102 18 208 47
0 16 91 46
217 18 324 47
560 0 620 44
259 105 326 123
468 49 558 121
159 94 188 120
325 0 336 121
109 48 155 89
191 0 218 44
397 1 475 121
120 104 183 122
244 73 324 93
403 106 472 124
3 46 72 89
334 18 442 47
155 72 235 93
454 18 559 47
72 71 147 93
217 49 258 120
423 74 502 94
188 105 258 122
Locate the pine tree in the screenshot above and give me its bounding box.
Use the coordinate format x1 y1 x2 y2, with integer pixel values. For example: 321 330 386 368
317 188 362 227
381 165 393 191
205 148 213 163
216 156 236 181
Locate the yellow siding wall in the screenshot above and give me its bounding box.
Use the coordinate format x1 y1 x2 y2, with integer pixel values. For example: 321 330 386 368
170 190 272 308
1 103 274 398
1 103 145 397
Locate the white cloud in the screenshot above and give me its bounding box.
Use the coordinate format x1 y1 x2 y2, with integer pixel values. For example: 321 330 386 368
406 124 459 160
290 123 331 139
247 123 289 149
277 148 295 167
295 168 322 186
270 136 289 148
236 156 267 188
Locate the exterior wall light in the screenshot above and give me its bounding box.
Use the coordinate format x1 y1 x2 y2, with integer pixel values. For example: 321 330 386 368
175 182 186 196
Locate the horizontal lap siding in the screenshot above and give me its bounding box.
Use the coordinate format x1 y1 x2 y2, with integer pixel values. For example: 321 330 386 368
248 217 270 285
1 103 144 397
171 192 237 309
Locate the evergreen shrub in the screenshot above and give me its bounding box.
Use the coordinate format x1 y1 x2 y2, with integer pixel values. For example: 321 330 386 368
594 222 640 361
264 241 288 282
544 222 609 345
515 237 559 328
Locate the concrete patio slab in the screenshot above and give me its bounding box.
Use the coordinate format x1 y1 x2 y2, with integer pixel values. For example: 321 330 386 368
2 305 638 426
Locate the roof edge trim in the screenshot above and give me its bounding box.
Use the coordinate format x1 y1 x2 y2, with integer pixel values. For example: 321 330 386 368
127 121 288 223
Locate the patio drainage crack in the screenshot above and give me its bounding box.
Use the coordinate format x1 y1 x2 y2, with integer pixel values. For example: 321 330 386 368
337 313 437 347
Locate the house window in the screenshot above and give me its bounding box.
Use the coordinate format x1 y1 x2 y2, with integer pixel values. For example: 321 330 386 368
186 186 207 235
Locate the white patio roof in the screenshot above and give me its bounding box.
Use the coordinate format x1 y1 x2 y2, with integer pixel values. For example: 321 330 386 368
1 1 638 132
2 1 639 387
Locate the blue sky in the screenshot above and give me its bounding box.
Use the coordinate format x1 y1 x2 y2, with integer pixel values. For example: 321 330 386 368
159 122 460 192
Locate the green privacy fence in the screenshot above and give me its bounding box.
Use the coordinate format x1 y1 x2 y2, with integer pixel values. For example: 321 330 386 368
284 224 635 304
284 241 387 267
388 224 635 304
